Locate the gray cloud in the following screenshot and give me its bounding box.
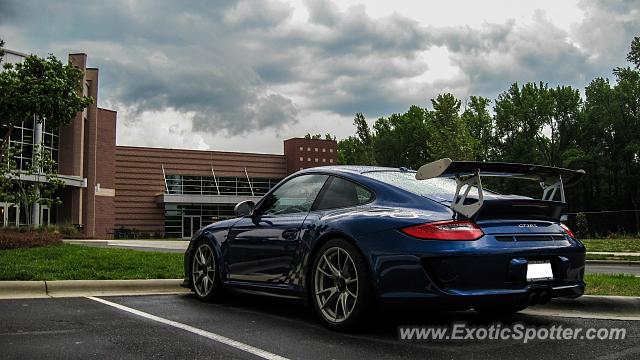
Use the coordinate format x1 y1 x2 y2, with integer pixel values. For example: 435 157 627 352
1 0 638 144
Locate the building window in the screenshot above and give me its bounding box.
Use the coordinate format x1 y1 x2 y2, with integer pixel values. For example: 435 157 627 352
322 148 326 152
300 167 304 170
315 158 318 162
299 146 303 151
315 148 318 152
307 157 311 161
329 149 334 153
163 174 282 196
307 147 311 151
329 159 334 163
299 157 303 161
322 158 326 163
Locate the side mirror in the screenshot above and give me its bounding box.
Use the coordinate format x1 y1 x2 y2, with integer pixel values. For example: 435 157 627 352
234 200 255 217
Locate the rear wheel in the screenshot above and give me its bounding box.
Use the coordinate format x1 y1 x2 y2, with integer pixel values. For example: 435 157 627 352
311 239 372 331
190 241 221 302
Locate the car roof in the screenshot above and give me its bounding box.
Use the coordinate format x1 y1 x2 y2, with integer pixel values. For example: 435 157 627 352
300 165 411 175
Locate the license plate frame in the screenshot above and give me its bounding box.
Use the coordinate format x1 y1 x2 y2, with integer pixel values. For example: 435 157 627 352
526 260 554 282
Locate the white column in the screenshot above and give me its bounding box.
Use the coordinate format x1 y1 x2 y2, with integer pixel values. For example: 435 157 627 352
31 118 42 227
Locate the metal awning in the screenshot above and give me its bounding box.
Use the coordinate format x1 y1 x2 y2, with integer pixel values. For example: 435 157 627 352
9 172 87 188
156 194 263 205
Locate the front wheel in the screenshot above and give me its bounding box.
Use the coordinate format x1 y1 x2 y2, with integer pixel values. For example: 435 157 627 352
310 239 373 331
190 241 221 302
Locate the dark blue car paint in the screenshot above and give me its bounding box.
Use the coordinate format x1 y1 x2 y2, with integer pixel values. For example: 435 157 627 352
183 166 585 309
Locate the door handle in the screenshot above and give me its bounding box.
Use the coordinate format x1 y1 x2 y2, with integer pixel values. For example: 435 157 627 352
282 229 299 240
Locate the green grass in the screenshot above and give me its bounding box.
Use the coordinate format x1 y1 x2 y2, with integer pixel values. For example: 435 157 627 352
0 244 183 280
581 238 640 253
584 273 640 296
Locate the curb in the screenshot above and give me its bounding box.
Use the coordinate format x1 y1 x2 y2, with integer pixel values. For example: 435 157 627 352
0 281 49 299
527 295 640 321
0 279 189 299
586 260 640 266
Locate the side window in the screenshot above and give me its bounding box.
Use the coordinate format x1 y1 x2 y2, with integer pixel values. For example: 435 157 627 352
315 177 373 210
259 174 328 215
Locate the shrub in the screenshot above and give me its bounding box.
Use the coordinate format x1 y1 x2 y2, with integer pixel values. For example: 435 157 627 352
56 223 84 239
574 212 589 238
0 228 62 250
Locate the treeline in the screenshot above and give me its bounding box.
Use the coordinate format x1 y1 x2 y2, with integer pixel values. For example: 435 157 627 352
332 37 640 237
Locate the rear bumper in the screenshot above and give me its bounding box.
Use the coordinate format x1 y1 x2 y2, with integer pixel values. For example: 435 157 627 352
360 230 586 309
378 282 584 310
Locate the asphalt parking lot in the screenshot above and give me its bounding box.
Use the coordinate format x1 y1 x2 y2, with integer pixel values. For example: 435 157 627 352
1 293 638 359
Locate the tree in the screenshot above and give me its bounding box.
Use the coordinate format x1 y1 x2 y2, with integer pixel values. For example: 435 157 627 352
428 93 476 160
373 105 430 169
0 50 93 162
628 36 640 69
304 133 336 141
0 38 5 63
461 96 493 161
337 113 376 165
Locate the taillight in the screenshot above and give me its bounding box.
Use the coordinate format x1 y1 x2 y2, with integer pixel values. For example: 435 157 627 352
400 220 484 241
560 223 575 238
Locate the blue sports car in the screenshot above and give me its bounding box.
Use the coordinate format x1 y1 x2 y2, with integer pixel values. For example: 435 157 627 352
182 158 586 331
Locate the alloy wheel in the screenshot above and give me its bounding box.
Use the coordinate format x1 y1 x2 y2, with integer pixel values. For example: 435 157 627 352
192 243 216 297
314 246 359 323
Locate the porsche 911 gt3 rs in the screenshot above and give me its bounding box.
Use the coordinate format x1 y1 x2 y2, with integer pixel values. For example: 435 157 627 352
183 158 586 331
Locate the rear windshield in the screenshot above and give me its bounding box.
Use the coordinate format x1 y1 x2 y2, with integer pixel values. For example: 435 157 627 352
363 171 459 200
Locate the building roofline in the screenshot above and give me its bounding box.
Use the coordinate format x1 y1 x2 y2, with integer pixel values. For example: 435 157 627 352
115 144 286 158
284 137 337 143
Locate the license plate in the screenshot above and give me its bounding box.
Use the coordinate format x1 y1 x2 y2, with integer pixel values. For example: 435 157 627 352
527 261 553 281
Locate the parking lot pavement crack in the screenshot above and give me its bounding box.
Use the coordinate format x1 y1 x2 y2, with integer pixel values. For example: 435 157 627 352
85 296 290 360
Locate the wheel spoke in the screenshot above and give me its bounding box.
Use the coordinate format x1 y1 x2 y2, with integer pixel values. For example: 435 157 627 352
316 267 333 279
345 287 357 299
195 248 204 265
323 254 341 277
316 286 337 296
199 251 207 266
320 288 340 310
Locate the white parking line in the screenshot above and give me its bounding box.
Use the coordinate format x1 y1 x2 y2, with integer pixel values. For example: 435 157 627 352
86 296 289 360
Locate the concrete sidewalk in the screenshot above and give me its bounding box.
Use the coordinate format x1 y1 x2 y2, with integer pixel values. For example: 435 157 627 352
525 295 640 321
588 251 640 257
63 239 188 252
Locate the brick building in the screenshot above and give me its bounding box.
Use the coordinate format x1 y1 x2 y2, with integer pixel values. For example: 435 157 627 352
1 51 338 238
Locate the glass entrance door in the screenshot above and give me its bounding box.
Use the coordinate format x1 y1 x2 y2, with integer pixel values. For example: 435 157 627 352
182 215 201 238
41 206 51 226
0 203 19 227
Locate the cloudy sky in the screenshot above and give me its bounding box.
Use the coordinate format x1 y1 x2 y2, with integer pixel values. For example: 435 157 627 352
1 0 639 153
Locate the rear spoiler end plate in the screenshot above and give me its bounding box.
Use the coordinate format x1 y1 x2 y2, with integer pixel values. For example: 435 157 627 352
415 158 585 218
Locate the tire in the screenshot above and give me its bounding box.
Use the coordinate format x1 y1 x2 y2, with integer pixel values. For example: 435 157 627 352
310 239 373 331
474 302 528 316
190 241 222 302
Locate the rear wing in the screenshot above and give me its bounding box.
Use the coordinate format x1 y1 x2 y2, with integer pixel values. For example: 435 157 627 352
415 158 585 218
